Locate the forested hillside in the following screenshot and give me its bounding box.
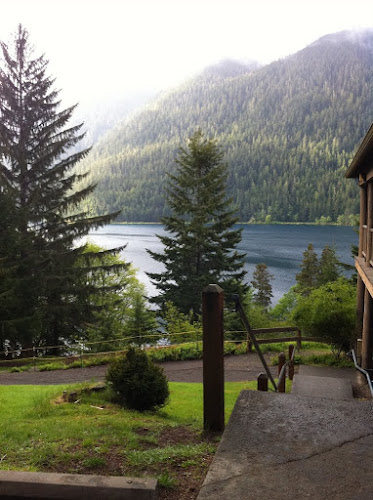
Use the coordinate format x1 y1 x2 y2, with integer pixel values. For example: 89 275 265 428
77 30 373 222
73 91 156 149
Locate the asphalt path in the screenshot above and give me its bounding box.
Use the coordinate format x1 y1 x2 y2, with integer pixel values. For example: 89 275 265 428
0 353 278 385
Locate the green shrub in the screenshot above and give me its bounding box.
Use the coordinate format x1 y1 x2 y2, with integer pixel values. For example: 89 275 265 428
292 278 356 357
106 348 169 411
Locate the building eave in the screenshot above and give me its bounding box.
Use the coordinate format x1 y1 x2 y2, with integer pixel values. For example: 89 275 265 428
346 122 373 178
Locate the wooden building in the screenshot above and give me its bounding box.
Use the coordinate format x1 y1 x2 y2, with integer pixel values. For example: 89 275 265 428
346 123 373 371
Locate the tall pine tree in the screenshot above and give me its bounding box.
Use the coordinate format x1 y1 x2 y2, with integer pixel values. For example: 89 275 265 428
148 130 247 317
0 26 124 350
317 245 341 286
251 263 274 310
295 243 319 296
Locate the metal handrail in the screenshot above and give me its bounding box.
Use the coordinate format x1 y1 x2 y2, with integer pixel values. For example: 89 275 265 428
351 349 373 398
232 294 277 391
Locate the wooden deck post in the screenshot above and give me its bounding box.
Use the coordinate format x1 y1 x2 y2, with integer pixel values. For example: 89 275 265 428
362 288 373 370
257 373 268 391
366 182 373 263
356 276 365 338
202 284 224 432
358 179 367 259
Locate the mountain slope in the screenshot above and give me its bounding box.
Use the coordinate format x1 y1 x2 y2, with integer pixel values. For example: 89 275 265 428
78 30 373 222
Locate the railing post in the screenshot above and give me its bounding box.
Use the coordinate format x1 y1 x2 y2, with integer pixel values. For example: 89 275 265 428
202 284 224 432
246 333 252 353
278 352 286 393
288 345 295 381
296 328 302 349
257 373 268 391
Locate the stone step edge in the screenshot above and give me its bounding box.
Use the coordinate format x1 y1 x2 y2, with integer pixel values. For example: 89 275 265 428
0 470 158 500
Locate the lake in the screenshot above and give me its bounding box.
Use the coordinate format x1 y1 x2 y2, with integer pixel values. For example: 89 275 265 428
87 224 358 304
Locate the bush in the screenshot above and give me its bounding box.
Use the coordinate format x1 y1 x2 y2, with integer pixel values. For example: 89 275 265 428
292 278 356 357
106 348 169 411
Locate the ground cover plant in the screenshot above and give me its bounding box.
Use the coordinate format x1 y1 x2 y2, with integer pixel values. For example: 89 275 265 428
0 381 256 499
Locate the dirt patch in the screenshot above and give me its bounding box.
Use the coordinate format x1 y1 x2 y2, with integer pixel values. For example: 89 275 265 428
43 426 216 500
157 456 214 500
135 428 217 500
158 426 202 447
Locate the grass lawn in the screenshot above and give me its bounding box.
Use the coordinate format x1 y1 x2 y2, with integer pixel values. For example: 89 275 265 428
0 380 258 498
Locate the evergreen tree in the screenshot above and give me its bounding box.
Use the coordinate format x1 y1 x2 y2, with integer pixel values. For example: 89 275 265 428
0 26 122 350
251 263 274 309
317 245 341 286
162 301 199 344
296 243 319 296
125 289 158 346
147 130 247 317
79 243 132 351
0 190 22 351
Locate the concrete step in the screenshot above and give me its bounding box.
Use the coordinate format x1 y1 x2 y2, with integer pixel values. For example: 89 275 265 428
291 374 353 400
291 365 354 400
297 364 356 379
197 390 373 500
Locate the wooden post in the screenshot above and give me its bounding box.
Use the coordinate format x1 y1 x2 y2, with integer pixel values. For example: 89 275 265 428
288 345 295 381
202 284 224 432
362 288 373 370
278 352 286 393
356 276 365 338
296 328 302 349
278 352 286 375
366 182 373 263
288 344 294 359
246 333 252 353
257 373 268 391
358 180 367 259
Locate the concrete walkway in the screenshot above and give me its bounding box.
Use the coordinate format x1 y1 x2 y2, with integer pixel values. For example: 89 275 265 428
291 365 354 400
198 368 373 500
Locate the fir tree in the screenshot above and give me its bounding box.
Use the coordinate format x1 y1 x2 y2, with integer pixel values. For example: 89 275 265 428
295 243 319 296
125 290 158 346
251 263 274 309
0 26 123 350
0 190 22 352
147 130 247 317
317 245 341 286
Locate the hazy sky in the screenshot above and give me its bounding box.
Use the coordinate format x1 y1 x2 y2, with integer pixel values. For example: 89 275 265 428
0 0 372 106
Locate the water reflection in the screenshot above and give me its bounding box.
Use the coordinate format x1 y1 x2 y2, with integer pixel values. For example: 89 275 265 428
87 224 357 304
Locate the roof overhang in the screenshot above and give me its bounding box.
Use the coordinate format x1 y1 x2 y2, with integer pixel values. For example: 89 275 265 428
346 122 373 178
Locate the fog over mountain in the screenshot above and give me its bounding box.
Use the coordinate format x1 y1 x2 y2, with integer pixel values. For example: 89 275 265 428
76 30 373 223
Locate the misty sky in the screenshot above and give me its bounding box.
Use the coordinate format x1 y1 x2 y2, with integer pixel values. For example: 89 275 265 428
0 0 372 107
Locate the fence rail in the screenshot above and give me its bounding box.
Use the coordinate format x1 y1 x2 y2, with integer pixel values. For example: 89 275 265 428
0 322 325 371
250 327 302 351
